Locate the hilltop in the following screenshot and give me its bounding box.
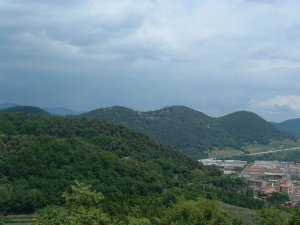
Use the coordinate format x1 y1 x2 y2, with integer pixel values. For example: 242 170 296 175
218 111 292 145
0 104 80 116
81 106 294 158
0 106 51 116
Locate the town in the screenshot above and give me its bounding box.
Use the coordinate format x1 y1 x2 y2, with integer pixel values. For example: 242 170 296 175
199 159 300 206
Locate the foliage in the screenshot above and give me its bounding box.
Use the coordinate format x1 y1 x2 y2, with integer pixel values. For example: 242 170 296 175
35 182 235 225
255 207 300 225
190 169 265 210
255 208 290 225
289 207 300 225
0 113 198 214
218 111 294 146
34 181 113 225
0 112 269 217
81 106 294 158
162 198 232 225
267 192 289 204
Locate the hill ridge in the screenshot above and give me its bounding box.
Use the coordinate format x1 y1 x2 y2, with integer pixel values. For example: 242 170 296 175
274 118 300 138
81 105 294 158
0 105 51 116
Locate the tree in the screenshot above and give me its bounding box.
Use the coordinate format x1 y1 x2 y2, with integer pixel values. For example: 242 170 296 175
255 208 290 225
267 192 289 204
289 207 300 225
34 181 113 225
127 217 151 225
162 198 232 225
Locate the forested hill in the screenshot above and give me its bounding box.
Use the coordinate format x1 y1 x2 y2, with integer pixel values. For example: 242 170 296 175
0 112 199 214
0 106 51 116
81 106 294 158
218 111 293 145
273 118 300 138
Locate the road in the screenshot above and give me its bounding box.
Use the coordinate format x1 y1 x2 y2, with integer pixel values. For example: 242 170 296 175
243 147 300 156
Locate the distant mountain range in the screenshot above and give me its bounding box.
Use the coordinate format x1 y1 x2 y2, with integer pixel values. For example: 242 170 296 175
0 106 50 116
81 106 294 158
0 103 18 110
43 107 81 116
0 103 80 116
0 104 296 158
273 118 300 138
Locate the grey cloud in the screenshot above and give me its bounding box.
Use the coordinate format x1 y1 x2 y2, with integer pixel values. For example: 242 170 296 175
1 0 300 120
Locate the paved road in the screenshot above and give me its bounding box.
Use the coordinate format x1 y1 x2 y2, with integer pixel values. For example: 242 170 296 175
243 147 300 156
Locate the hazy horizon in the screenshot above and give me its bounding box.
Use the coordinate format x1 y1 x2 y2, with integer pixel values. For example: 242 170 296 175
1 0 300 122
1 102 298 123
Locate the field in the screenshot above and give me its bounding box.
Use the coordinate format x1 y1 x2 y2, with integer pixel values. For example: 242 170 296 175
2 214 34 225
208 149 243 158
207 139 300 159
219 202 255 225
244 139 300 154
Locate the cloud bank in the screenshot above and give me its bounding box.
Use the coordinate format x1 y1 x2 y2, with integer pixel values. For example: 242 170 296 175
250 95 300 121
1 0 300 121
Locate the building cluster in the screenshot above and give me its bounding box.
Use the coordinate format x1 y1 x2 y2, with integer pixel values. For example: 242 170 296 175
199 159 247 175
199 159 300 206
242 160 300 205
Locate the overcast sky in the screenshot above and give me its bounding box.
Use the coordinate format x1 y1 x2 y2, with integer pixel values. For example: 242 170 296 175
1 0 300 121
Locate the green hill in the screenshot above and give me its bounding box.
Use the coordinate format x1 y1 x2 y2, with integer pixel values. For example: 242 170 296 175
219 111 292 145
0 106 50 116
81 106 293 158
274 118 300 138
0 112 198 214
0 112 265 216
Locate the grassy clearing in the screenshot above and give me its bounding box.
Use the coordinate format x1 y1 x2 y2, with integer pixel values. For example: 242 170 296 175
207 139 300 159
244 139 300 154
219 202 255 225
208 149 243 158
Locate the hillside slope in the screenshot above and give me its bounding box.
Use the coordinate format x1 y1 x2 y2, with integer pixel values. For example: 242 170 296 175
81 106 293 158
0 112 199 214
274 118 300 138
0 112 266 219
44 107 80 116
219 111 292 146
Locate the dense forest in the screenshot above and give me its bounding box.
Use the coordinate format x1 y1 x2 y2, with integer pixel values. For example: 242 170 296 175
0 111 299 224
32 181 300 225
0 113 266 218
81 106 294 158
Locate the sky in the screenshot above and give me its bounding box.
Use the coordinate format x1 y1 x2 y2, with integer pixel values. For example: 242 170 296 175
1 0 300 122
